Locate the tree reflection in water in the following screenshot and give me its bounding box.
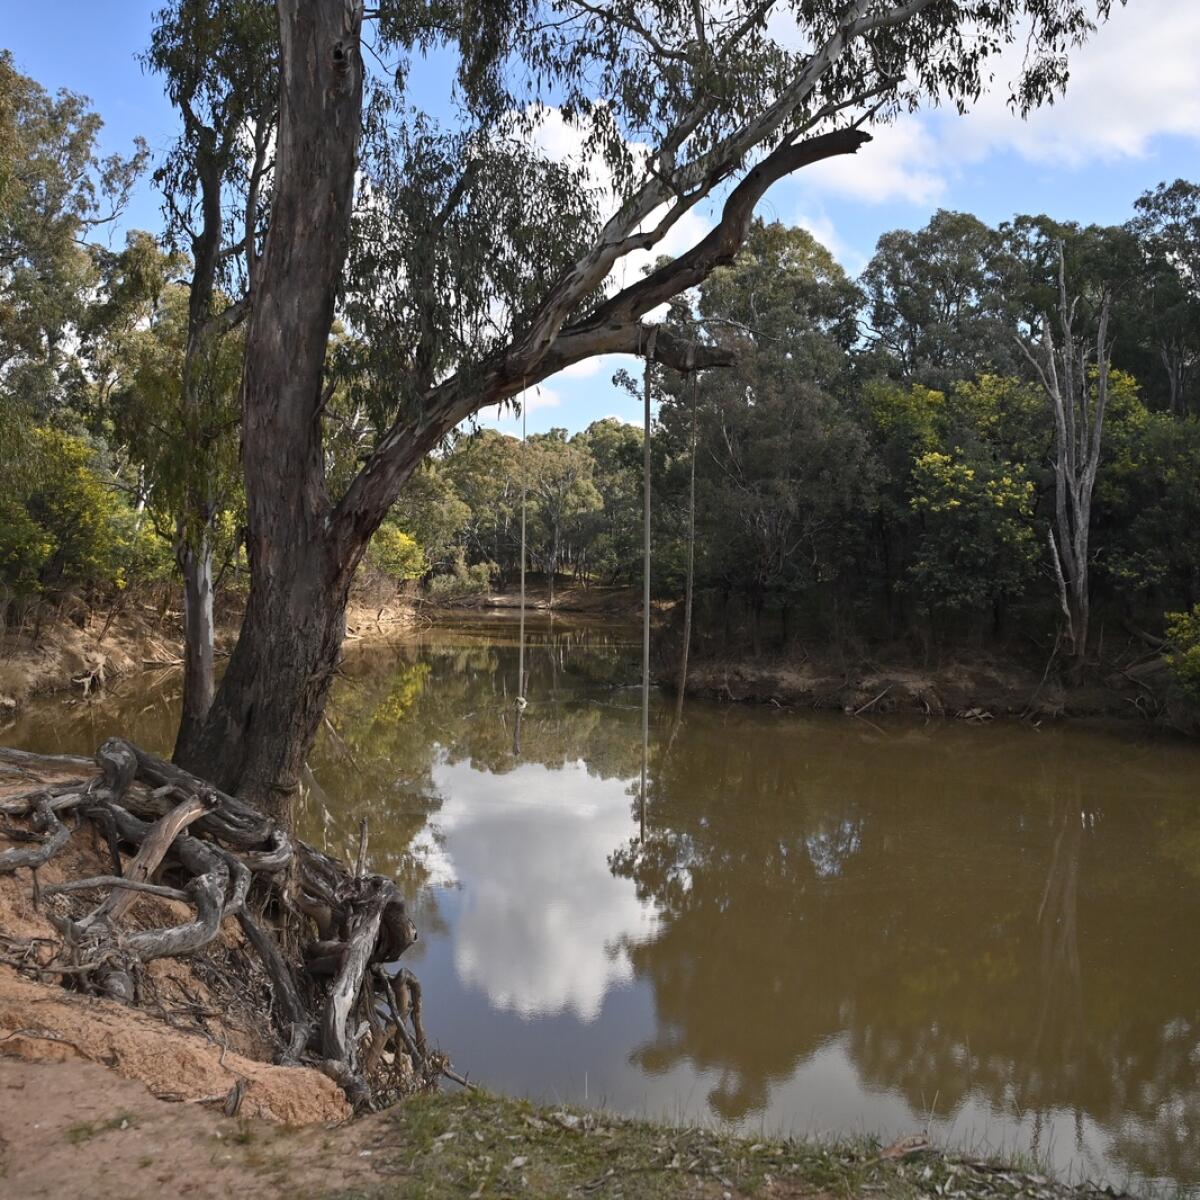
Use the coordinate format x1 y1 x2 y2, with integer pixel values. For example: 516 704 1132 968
611 712 1200 1185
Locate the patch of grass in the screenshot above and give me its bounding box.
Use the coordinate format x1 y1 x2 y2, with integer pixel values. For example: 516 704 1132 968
64 1111 137 1145
230 1120 258 1146
316 1090 1120 1200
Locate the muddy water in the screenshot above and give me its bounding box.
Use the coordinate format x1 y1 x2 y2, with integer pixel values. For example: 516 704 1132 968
7 619 1200 1192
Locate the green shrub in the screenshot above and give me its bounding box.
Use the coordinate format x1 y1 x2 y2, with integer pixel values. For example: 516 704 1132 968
0 497 53 598
427 552 495 600
367 524 426 582
1166 605 1200 702
0 427 173 600
110 510 174 590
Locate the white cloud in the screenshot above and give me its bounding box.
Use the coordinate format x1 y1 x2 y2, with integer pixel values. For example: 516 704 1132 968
792 210 866 274
474 382 561 433
559 358 604 379
777 0 1199 220
939 0 1200 165
799 119 946 207
521 384 560 412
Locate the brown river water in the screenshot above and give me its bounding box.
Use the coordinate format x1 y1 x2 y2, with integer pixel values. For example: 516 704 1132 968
6 618 1200 1193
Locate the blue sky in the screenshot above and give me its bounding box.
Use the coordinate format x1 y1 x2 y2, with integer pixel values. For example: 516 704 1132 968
6 1 1198 436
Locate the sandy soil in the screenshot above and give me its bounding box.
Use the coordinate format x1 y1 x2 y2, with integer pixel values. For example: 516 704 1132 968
0 596 417 720
0 1057 374 1199
0 608 187 716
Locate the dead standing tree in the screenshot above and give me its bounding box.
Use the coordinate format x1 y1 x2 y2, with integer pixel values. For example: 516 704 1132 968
1021 241 1113 670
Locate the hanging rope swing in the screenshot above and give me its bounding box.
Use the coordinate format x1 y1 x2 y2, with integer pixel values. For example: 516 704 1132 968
639 327 658 841
514 378 529 757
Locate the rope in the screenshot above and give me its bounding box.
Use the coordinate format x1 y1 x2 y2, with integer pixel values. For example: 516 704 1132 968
514 379 528 755
640 328 658 840
672 363 698 734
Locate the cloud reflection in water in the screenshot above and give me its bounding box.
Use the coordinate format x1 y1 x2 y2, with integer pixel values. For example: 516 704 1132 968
431 756 654 1022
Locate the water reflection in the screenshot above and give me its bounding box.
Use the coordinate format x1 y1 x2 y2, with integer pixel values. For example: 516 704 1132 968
434 759 651 1021
614 712 1200 1188
6 619 1200 1192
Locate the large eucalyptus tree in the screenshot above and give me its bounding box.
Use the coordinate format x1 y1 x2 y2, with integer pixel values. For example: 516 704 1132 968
168 0 1126 814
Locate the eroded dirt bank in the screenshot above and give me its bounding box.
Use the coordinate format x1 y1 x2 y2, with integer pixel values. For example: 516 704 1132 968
679 652 1196 732
0 597 415 718
0 765 351 1125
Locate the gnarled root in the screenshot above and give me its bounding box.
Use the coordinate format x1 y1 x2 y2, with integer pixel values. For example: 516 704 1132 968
0 737 452 1110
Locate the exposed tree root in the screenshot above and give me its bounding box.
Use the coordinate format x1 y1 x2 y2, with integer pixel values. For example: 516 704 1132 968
0 737 449 1111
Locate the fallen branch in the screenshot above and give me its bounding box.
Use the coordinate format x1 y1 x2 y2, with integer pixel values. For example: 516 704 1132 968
42 876 191 902
852 685 892 718
80 790 215 929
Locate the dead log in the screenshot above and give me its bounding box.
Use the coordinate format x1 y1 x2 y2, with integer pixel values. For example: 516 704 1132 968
0 782 90 817
237 911 312 1063
124 870 225 961
320 878 392 1065
43 877 190 902
0 747 93 771
100 739 273 848
80 791 215 929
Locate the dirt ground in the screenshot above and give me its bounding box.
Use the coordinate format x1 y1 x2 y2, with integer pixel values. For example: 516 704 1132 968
0 1057 382 1199
0 1056 1126 1200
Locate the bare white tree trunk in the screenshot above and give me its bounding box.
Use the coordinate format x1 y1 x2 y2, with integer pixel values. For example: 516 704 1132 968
1022 241 1113 671
177 535 216 755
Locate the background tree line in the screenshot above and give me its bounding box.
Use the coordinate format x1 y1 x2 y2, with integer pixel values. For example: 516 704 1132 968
3 43 1200 692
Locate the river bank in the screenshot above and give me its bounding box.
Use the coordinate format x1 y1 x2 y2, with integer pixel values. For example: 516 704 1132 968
8 586 1190 735
0 595 417 719
1 1058 1125 1200
0 582 634 719
679 652 1194 728
434 588 1196 733
421 582 641 618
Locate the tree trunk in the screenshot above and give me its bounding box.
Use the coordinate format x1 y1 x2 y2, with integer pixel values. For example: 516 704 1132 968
174 535 216 760
178 0 365 817
174 0 859 817
177 544 350 818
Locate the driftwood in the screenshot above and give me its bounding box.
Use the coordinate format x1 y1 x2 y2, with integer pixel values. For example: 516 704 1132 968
0 737 445 1109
